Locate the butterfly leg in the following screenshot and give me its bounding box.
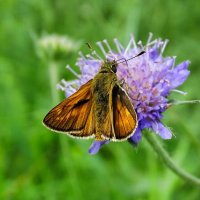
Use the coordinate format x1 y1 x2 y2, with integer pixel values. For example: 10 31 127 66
117 79 129 92
118 78 125 86
116 80 139 106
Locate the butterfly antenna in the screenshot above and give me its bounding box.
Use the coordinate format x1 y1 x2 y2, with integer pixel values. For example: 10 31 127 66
116 51 146 65
115 58 128 67
86 42 93 51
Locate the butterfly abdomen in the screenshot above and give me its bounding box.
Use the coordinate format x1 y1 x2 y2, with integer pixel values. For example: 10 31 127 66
92 72 116 140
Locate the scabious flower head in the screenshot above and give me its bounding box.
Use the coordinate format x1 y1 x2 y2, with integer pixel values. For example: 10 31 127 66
58 33 190 154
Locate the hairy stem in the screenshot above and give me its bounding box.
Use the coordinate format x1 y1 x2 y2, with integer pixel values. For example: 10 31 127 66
49 60 59 104
144 132 200 186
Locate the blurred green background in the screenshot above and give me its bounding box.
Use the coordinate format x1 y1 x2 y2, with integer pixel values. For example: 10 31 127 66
1 0 200 199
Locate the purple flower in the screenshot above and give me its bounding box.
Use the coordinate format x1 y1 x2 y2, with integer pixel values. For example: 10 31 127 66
58 34 190 154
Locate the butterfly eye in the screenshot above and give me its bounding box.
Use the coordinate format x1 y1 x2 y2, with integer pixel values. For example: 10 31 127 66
111 62 117 73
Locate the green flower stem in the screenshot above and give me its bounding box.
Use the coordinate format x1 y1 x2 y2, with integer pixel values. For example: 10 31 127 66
48 60 80 195
144 132 200 186
49 60 59 104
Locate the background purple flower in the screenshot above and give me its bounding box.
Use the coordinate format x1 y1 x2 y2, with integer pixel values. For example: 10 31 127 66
58 34 190 154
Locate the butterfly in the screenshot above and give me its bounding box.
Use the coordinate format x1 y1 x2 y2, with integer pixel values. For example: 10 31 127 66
43 51 145 141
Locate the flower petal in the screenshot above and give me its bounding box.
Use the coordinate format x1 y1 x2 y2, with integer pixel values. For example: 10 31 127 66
151 121 172 139
88 140 110 155
128 127 142 146
149 46 159 60
169 61 190 89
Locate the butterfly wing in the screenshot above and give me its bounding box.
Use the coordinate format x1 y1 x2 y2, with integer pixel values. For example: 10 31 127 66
43 79 95 138
112 86 138 141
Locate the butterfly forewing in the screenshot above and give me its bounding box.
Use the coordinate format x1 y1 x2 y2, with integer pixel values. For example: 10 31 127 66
112 86 138 140
43 79 95 138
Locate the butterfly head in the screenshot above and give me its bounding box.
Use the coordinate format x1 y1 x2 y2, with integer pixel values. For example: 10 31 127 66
100 51 146 74
100 60 118 73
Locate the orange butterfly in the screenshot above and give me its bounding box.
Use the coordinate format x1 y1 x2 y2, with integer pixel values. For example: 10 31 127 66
43 53 145 141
